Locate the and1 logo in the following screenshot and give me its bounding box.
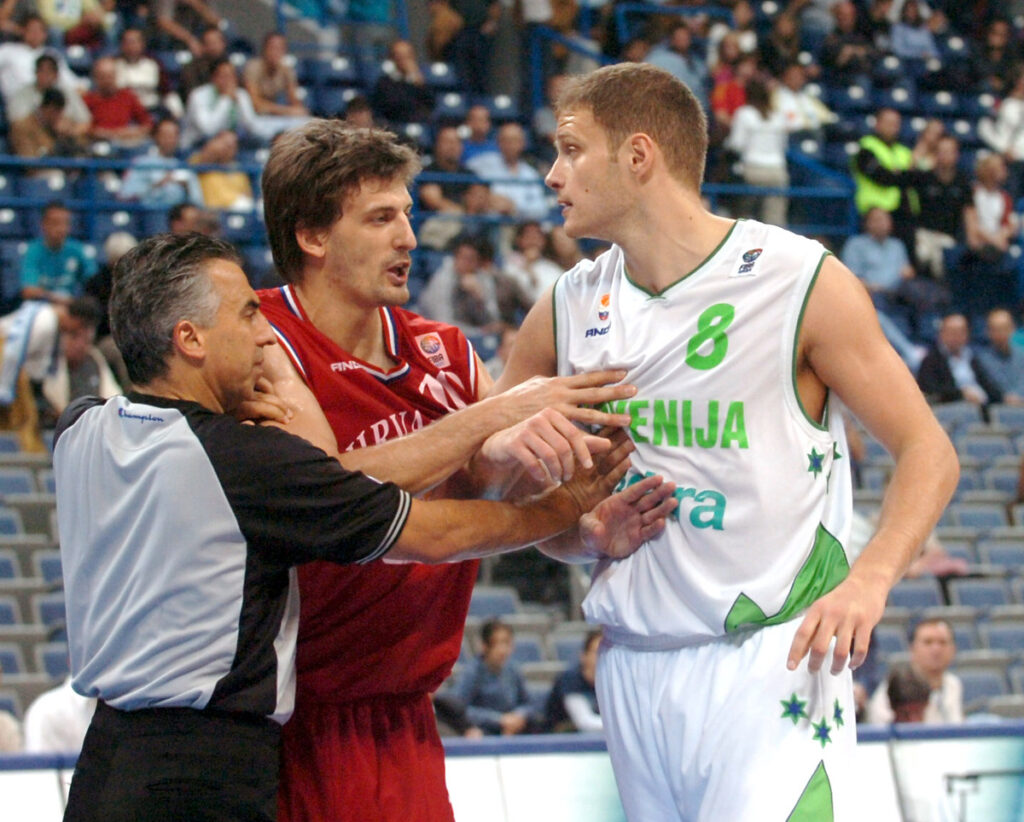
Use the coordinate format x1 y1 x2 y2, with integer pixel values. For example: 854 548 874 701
415 333 451 368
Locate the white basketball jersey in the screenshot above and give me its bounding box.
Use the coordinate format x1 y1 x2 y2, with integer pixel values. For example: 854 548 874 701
555 219 853 646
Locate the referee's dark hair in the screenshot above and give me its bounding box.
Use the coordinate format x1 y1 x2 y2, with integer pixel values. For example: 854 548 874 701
110 232 242 386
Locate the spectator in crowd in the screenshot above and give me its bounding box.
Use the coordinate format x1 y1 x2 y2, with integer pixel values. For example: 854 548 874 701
114 27 181 118
23 675 96 753
979 66 1024 200
708 1 758 70
901 134 970 281
445 0 501 94
970 17 1020 94
467 122 549 220
852 107 918 259
917 313 1003 406
188 129 254 211
958 152 1019 319
243 31 309 137
20 201 97 307
773 62 836 137
0 15 80 105
501 220 563 308
418 234 508 335
760 12 804 78
152 0 222 59
645 23 709 112
532 73 569 157
0 662 21 751
419 124 477 214
727 78 789 226
82 56 153 147
167 201 215 235
710 52 757 137
883 665 932 723
39 0 108 49
453 619 540 736
8 53 91 134
182 57 258 148
9 87 89 166
370 38 434 125
432 691 484 737
342 93 375 127
890 0 940 60
789 0 845 41
177 24 227 99
39 295 120 423
867 618 964 724
857 0 895 51
910 119 944 172
83 230 136 386
120 117 203 206
976 308 1024 404
841 206 915 313
545 629 602 733
461 103 498 163
820 1 874 85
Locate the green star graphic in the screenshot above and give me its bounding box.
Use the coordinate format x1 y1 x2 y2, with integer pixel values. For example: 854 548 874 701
781 693 809 725
832 442 842 461
833 699 845 728
812 717 832 748
807 448 824 477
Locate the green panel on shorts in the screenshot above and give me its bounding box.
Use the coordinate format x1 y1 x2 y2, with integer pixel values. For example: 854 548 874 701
786 761 834 822
724 523 850 633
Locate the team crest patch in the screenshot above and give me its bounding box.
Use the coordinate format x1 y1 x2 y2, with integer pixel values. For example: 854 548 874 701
415 333 451 368
733 248 763 277
598 293 611 321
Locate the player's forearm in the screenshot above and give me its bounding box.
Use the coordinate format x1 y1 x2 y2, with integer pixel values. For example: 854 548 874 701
850 426 958 591
536 525 600 565
388 488 582 563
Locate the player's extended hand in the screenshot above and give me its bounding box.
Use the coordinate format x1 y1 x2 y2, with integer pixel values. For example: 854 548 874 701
479 408 615 485
786 574 888 675
579 474 678 560
493 370 636 432
560 428 635 516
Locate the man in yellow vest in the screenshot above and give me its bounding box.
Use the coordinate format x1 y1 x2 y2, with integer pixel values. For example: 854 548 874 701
852 107 919 263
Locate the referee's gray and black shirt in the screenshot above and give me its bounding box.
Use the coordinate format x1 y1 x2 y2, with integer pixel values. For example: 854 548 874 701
54 392 411 724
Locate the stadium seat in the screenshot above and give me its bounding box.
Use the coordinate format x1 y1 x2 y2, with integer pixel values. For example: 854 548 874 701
480 94 519 123
0 208 26 239
983 467 1019 497
510 633 545 664
0 468 35 496
0 508 24 536
957 669 1008 711
887 577 944 610
827 84 875 113
990 405 1024 433
37 469 55 495
16 173 69 200
551 635 586 664
299 55 359 87
874 84 916 113
872 624 908 656
0 642 24 674
0 595 19 624
34 642 68 679
954 468 983 495
978 541 1024 570
950 623 978 652
919 90 960 117
32 550 61 584
942 539 976 564
468 585 521 618
1011 665 1024 695
980 623 1024 658
958 433 1015 463
311 86 358 117
219 211 261 244
946 118 981 147
932 402 982 432
0 689 20 717
426 61 460 90
30 591 65 628
91 209 139 242
871 54 904 87
948 578 1011 610
950 503 1008 530
433 92 468 122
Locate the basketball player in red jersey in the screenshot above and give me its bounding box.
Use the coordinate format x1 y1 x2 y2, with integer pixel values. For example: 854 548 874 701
259 122 665 821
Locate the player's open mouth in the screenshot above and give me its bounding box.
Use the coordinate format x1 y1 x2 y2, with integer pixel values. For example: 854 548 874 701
386 262 410 282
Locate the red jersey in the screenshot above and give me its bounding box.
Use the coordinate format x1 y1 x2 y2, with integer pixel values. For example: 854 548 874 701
259 285 480 702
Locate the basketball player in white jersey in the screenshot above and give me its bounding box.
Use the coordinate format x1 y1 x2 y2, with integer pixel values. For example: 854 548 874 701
493 63 959 820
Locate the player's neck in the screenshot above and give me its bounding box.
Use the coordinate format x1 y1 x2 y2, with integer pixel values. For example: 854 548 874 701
618 197 734 294
292 280 393 368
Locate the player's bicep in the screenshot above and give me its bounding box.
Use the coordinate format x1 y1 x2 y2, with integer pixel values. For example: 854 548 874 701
802 256 939 453
492 283 558 394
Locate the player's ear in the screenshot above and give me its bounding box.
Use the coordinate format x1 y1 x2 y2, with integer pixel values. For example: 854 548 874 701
623 133 658 181
294 225 329 260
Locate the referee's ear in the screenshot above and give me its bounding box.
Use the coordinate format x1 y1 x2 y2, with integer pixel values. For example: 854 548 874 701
171 318 207 366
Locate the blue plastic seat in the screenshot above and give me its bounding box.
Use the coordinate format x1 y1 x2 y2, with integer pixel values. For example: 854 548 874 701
510 634 544 664
299 55 359 87
31 591 65 628
0 507 24 535
872 625 908 656
887 577 944 610
978 541 1024 570
432 92 468 123
311 86 358 117
948 578 1011 609
827 83 875 113
35 641 69 679
0 595 19 624
425 61 460 90
467 586 520 618
0 548 16 579
957 669 1008 709
980 623 1024 657
951 503 1008 530
552 635 586 664
959 434 1014 464
33 549 62 584
0 643 25 674
0 467 35 496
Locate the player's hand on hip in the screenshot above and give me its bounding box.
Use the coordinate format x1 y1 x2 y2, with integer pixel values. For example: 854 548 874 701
786 574 887 675
495 370 636 431
580 473 677 560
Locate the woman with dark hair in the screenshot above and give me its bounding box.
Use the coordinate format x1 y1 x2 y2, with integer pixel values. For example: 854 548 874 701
726 76 790 225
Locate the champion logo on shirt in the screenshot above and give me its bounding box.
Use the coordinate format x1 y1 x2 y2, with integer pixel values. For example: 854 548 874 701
416 333 451 368
733 248 763 277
